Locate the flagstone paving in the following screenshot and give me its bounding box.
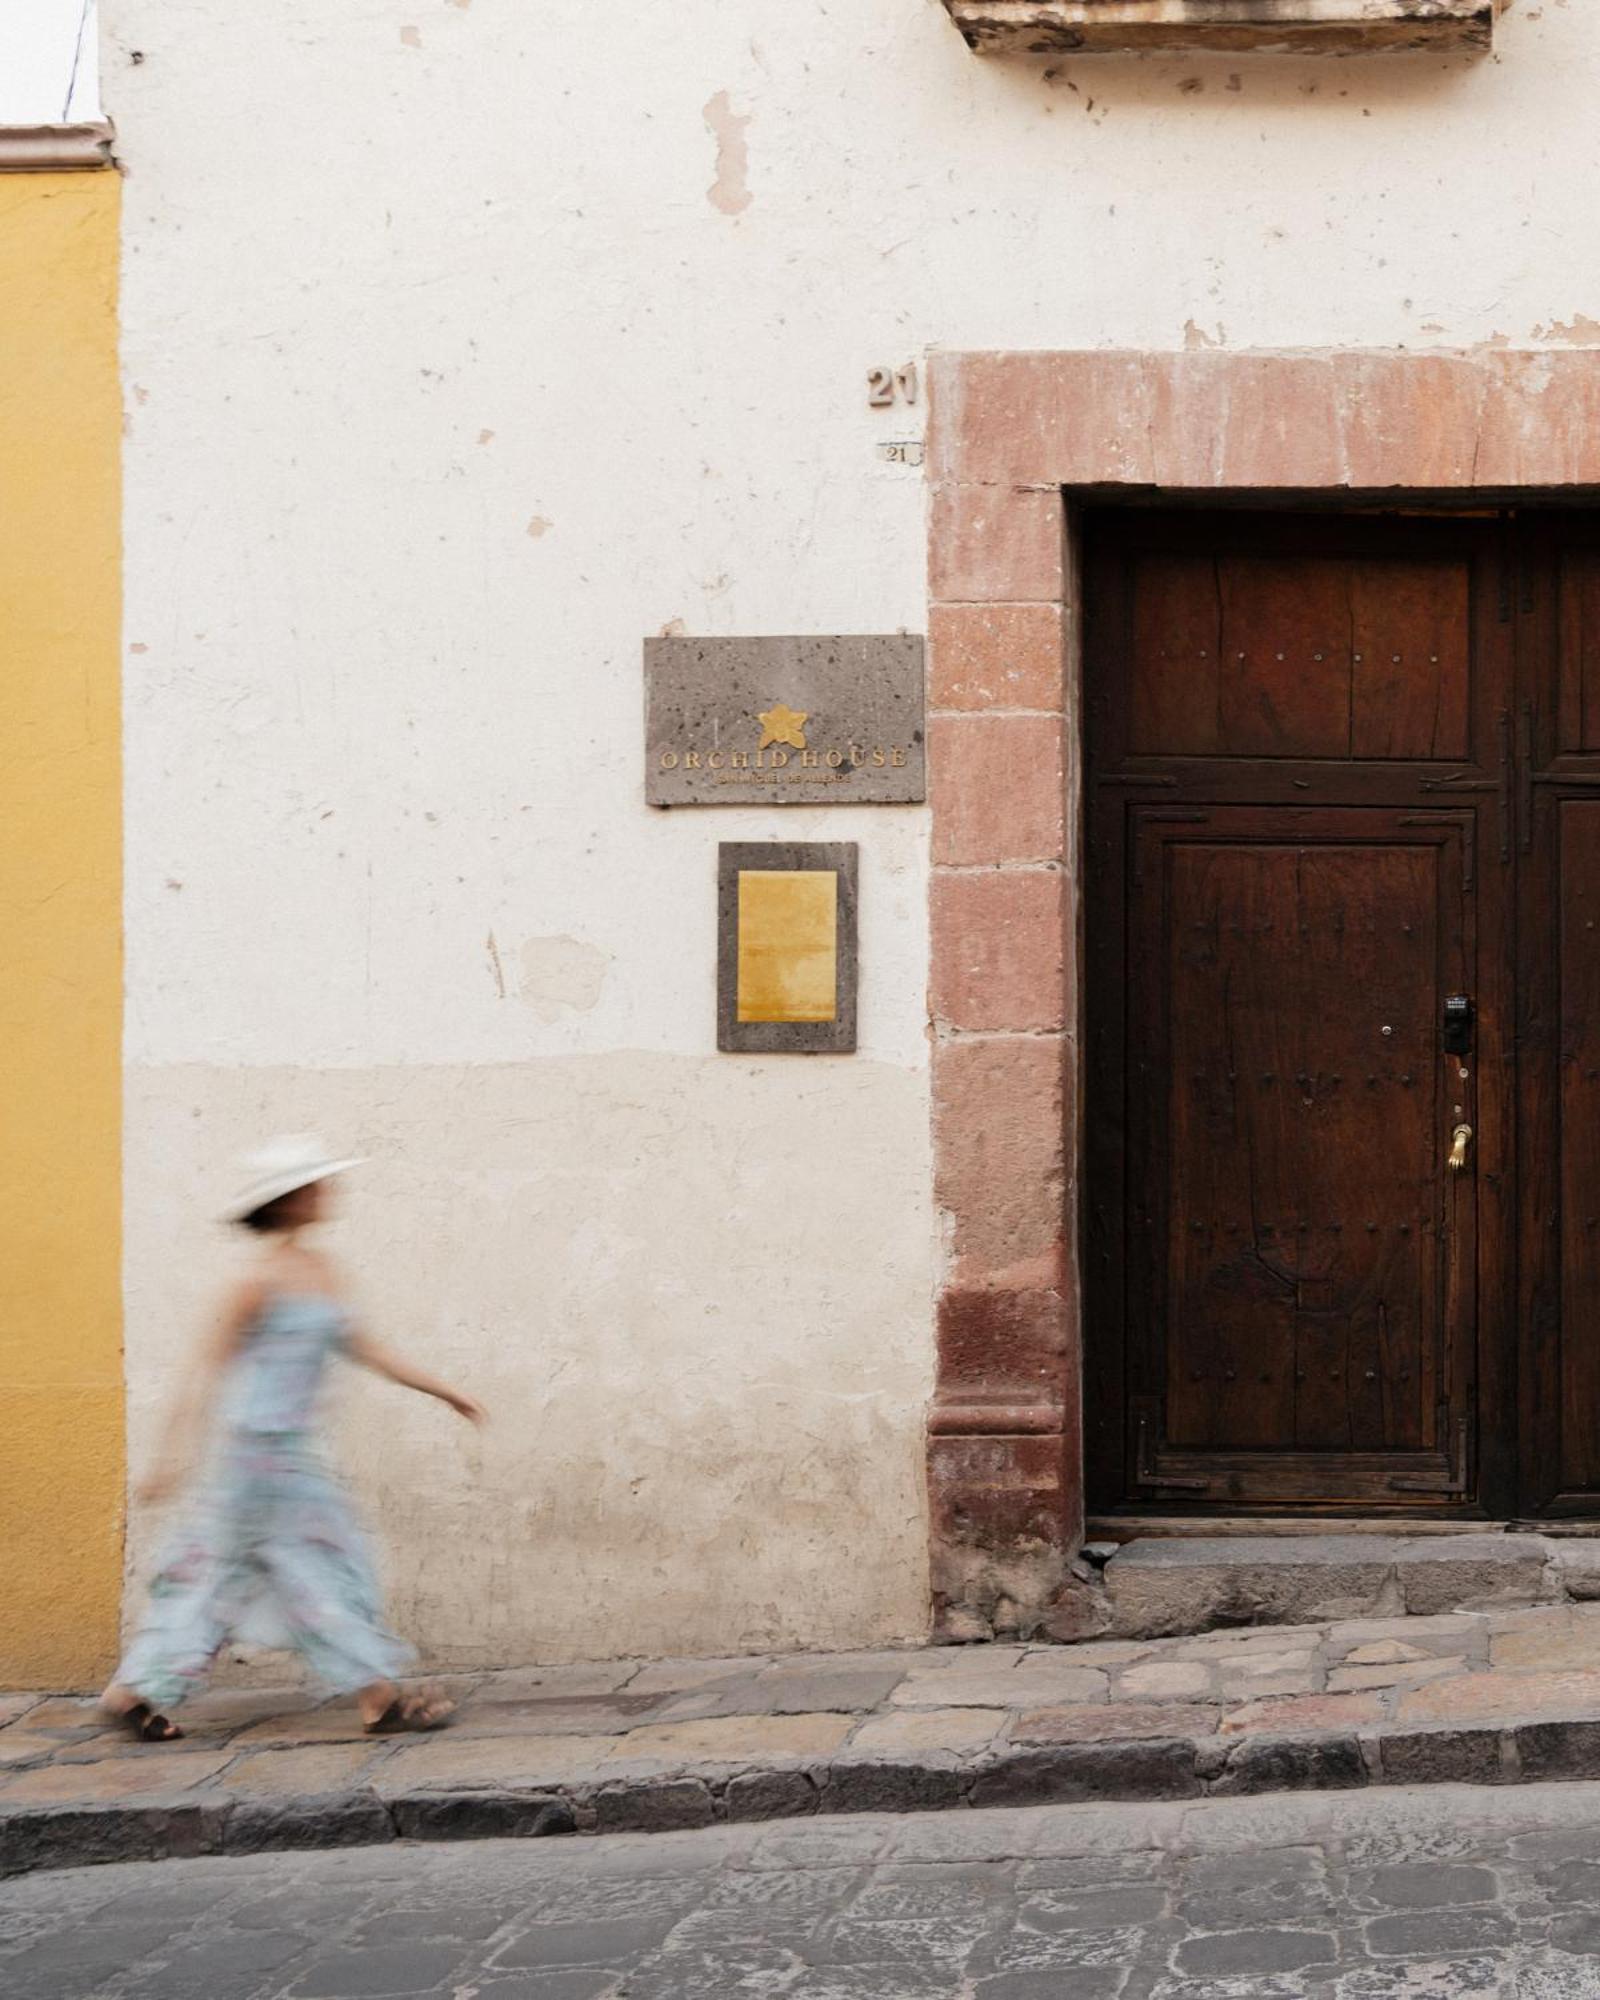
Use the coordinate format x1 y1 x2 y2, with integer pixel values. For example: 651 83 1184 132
11 1602 1600 1874
13 1783 1600 1996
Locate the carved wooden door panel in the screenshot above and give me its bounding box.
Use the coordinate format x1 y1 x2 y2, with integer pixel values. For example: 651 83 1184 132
1085 511 1515 1513
1518 522 1600 1516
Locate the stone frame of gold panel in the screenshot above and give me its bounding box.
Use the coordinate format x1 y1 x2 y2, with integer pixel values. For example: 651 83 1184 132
716 842 859 1054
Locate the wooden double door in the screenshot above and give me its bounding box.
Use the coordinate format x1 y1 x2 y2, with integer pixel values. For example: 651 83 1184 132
1085 508 1600 1518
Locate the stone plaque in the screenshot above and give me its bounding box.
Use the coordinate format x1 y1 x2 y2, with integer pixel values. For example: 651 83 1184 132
717 843 858 1054
645 635 925 807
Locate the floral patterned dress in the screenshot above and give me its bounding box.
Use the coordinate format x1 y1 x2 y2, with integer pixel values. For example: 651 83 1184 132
114 1294 412 1709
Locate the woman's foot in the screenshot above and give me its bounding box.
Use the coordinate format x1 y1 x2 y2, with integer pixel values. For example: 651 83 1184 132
98 1689 184 1743
360 1686 455 1734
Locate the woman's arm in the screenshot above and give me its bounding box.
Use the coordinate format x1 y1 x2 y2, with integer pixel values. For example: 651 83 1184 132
345 1325 487 1424
138 1273 267 1502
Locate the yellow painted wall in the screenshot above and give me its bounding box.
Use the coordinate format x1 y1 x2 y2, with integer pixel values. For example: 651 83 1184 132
0 172 122 1689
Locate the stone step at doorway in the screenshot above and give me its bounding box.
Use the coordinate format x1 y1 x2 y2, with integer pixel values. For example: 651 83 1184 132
1096 1532 1600 1642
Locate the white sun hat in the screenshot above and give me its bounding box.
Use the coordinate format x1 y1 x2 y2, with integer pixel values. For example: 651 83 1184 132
226 1134 365 1221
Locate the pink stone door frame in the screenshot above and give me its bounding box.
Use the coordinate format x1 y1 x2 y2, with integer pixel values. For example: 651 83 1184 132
924 347 1600 1643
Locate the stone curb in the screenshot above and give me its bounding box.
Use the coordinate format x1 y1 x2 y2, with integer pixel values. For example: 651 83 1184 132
9 1716 1600 1878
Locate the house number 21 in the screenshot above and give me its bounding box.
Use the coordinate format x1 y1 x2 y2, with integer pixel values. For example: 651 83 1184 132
867 363 918 408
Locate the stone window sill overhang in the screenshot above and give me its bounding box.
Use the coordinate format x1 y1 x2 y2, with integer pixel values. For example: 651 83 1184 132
941 0 1498 56
0 124 116 172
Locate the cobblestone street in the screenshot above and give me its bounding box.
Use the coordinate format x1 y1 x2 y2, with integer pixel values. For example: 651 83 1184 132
12 1781 1600 1998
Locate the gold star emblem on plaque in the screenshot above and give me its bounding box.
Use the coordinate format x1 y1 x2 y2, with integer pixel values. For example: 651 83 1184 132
757 703 809 751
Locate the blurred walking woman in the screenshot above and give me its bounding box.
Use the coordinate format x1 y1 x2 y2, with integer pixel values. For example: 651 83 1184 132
100 1137 485 1742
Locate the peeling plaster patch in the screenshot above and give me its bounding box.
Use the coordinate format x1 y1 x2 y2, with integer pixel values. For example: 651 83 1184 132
1183 319 1223 350
486 930 507 1000
518 936 610 1023
478 428 495 446
400 25 422 46
130 642 148 654
658 617 687 638
1533 314 1600 345
703 91 752 217
525 515 552 539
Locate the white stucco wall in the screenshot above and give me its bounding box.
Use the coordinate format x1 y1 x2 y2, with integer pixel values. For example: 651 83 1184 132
105 0 1600 1666
1 0 98 123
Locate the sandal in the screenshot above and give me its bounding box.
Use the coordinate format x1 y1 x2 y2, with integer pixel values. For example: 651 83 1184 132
108 1701 185 1743
363 1693 455 1735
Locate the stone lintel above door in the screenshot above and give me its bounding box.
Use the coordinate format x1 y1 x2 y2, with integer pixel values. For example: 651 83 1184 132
940 0 1497 57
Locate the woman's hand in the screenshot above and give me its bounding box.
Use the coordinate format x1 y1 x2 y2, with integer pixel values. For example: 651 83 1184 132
446 1390 488 1426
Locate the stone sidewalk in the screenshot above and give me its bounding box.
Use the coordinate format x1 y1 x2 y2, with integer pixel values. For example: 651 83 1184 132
14 1600 1600 1877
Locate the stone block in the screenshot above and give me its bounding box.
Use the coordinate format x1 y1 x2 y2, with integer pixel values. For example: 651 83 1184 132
1034 1578 1114 1645
1178 1624 1332 1655
609 1713 853 1771
387 1790 575 1842
624 1656 766 1695
590 1777 717 1834
1552 1544 1600 1602
221 1789 395 1855
1217 1672 1319 1703
401 1692 661 1739
0 1747 235 1805
0 1734 61 1769
374 1732 619 1793
936 1287 1072 1414
1116 1662 1212 1701
0 1800 224 1877
820 1761 967 1815
929 350 1156 489
1331 1613 1484 1651
1209 1734 1367 1798
1329 1658 1464 1693
929 602 1066 714
1175 1927 1341 1979
932 1037 1068 1290
894 1661 1106 1710
927 1432 1070 1563
1489 1606 1600 1670
930 867 1068 1035
1371 1728 1506 1787
849 1709 1007 1756
1220 1693 1382 1737
1514 1719 1600 1784
930 713 1067 866
1104 1536 1397 1639
661 1668 901 1721
473 1660 641 1699
1011 1702 1219 1744
219 1743 382 1795
723 1770 819 1821
929 482 1064 604
968 1738 1200 1809
929 1646 1034 1674
1400 1668 1600 1726
1393 1536 1551 1615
